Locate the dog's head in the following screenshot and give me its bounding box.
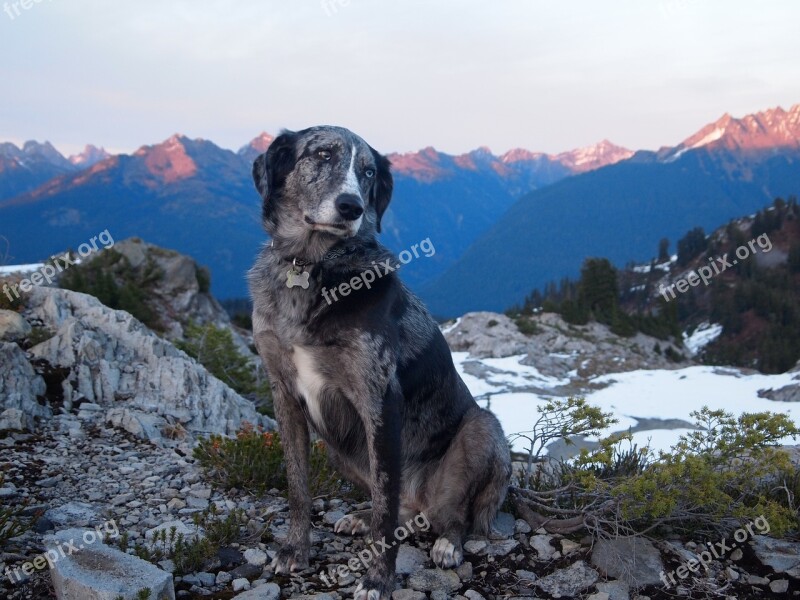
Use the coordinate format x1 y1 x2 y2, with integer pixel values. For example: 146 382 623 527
252 126 393 243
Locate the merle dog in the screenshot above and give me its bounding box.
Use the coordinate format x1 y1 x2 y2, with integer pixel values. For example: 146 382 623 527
248 126 510 600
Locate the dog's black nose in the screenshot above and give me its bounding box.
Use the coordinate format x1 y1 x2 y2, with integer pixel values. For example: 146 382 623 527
335 194 364 221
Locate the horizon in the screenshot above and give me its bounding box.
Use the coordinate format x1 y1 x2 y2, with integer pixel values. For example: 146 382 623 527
1 0 799 157
6 101 800 161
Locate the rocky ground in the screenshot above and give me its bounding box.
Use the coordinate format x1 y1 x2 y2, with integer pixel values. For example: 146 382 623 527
3 413 800 600
2 247 800 599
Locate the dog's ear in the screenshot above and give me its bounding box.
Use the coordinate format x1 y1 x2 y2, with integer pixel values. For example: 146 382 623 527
369 147 393 233
253 130 297 225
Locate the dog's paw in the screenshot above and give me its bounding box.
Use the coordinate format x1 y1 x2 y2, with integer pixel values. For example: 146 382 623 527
353 575 392 600
271 544 309 574
431 535 464 568
334 513 371 536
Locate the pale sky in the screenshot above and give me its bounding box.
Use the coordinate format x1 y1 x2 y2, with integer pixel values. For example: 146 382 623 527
2 0 799 157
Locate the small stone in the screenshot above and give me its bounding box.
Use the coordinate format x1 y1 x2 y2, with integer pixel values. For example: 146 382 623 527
561 539 581 554
231 582 280 599
392 591 426 600
489 511 515 539
407 569 461 593
464 591 486 600
323 509 346 525
167 498 187 510
769 579 789 593
232 577 251 592
456 560 473 582
464 539 489 555
243 548 268 567
530 534 556 560
588 594 610 600
514 519 532 534
396 544 428 575
729 548 743 561
216 571 233 584
726 566 739 581
516 569 537 582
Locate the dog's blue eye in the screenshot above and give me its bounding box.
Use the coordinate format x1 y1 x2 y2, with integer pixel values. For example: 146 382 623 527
365 169 375 178
317 150 331 161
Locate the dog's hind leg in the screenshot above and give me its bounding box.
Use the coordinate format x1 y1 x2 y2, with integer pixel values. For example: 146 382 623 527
424 407 511 568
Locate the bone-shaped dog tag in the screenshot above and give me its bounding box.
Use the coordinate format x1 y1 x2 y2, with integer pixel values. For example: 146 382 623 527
286 269 310 289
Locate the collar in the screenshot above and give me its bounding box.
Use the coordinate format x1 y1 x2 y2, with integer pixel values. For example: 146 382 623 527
272 240 359 270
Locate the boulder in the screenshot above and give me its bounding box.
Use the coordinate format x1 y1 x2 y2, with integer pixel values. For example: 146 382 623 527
0 341 49 429
591 537 665 588
22 287 274 444
0 309 31 341
534 560 599 597
46 528 174 600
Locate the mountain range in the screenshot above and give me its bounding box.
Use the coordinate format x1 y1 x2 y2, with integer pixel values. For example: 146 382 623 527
0 131 630 296
1 104 798 313
422 104 800 316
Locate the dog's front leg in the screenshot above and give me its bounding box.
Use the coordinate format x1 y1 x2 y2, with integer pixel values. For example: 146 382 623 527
270 376 312 573
354 381 402 600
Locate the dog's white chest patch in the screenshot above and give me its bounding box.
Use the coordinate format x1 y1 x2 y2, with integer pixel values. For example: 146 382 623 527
292 345 325 427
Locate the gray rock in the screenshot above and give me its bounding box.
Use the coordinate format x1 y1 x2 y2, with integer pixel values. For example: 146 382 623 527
464 591 486 600
486 539 519 557
490 511 516 539
23 286 275 444
231 583 281 599
759 383 800 402
591 537 665 587
750 536 800 577
456 560 473 582
392 591 426 600
463 539 489 555
530 534 556 560
596 580 631 600
769 579 789 593
46 528 174 600
396 543 428 575
0 342 49 428
243 548 268 567
515 569 537 582
233 577 251 591
588 594 610 600
514 519 532 534
323 509 346 525
0 408 30 432
443 312 530 358
0 309 31 341
535 560 599 597
44 502 102 527
407 568 461 593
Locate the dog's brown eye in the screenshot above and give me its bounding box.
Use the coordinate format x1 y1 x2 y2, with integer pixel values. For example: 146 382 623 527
317 150 331 161
365 169 375 178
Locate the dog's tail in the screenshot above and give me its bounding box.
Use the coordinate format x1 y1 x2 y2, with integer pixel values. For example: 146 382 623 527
470 412 512 536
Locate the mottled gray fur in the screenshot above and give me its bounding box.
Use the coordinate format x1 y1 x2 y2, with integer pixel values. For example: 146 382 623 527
248 126 511 600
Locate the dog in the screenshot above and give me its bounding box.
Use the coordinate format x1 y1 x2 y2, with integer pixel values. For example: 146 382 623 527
248 126 511 600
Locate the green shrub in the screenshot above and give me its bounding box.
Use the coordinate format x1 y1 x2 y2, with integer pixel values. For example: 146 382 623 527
194 425 346 497
126 505 261 576
0 473 29 546
59 249 162 331
514 316 541 336
176 322 272 412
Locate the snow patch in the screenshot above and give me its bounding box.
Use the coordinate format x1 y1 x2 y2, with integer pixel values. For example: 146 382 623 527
683 323 723 355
